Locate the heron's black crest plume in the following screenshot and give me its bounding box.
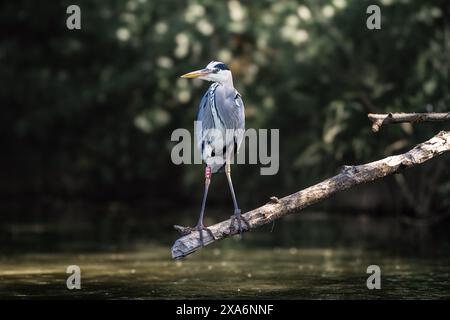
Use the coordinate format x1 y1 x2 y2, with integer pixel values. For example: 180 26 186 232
214 63 229 70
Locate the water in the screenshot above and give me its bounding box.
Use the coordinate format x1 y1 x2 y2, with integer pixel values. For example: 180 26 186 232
0 212 449 299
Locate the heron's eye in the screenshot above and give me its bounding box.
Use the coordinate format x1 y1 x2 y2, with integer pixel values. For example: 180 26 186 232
212 68 219 74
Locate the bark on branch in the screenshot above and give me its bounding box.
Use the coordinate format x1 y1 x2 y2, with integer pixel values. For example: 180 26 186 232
368 112 450 132
172 131 450 259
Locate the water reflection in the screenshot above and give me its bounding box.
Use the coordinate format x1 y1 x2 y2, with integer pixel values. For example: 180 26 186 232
0 212 449 299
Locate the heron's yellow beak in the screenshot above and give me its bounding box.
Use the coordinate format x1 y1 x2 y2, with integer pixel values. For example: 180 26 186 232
180 68 211 79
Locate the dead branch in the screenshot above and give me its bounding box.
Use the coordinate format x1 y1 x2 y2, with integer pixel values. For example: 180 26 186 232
368 112 450 132
172 131 450 259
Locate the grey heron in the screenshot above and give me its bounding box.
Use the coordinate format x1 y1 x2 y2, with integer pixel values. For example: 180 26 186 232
181 61 249 245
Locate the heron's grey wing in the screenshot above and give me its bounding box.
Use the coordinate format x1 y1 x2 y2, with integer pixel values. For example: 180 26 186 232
214 86 245 149
214 86 245 130
233 92 245 147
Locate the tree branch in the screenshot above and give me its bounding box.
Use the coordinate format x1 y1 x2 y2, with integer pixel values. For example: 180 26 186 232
172 131 450 259
368 112 450 132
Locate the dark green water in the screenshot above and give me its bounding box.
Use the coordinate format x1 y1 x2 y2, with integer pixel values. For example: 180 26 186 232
0 212 449 299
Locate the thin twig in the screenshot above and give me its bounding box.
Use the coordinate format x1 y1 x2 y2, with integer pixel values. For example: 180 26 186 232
368 112 450 132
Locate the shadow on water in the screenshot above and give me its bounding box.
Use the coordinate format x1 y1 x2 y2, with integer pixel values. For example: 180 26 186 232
0 210 449 299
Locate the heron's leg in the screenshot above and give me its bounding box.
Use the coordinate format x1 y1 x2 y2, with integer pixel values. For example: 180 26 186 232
194 166 215 245
177 167 215 245
225 163 249 235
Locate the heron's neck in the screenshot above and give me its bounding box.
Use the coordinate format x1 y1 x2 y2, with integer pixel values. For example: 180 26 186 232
217 76 234 88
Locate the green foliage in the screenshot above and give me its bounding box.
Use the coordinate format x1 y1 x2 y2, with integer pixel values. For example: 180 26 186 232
1 0 449 213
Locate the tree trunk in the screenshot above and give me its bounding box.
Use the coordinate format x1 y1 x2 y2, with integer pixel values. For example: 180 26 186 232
172 131 450 259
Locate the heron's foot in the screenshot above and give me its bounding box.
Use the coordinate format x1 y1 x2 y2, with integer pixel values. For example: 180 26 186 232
229 210 250 236
195 224 215 246
175 224 215 246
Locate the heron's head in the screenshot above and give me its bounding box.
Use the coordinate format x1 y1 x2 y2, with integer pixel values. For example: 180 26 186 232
181 61 233 86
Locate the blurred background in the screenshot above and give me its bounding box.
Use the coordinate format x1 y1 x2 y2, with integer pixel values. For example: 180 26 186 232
0 0 449 299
